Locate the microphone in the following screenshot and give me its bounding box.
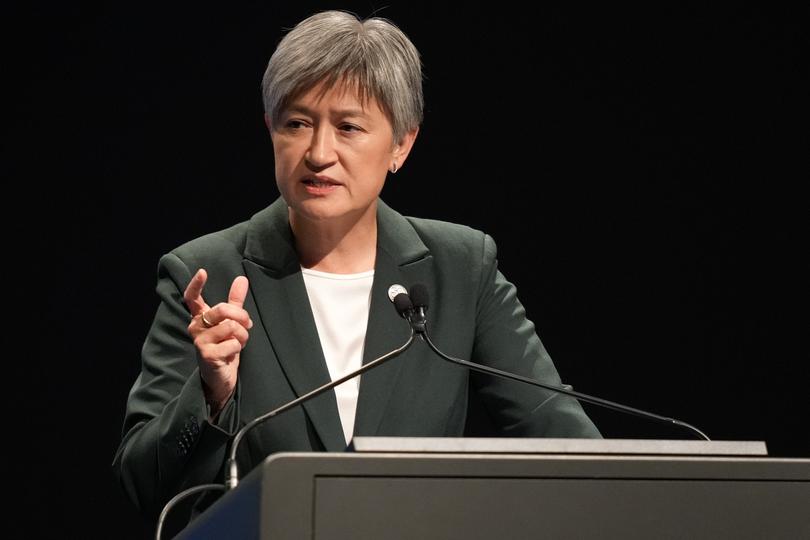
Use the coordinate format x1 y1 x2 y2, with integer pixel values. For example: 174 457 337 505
392 289 415 319
156 284 418 539
407 283 428 332
402 283 710 441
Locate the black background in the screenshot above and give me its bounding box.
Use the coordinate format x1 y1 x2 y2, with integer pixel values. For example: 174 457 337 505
8 3 808 538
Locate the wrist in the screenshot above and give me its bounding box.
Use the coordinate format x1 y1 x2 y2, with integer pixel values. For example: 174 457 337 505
201 377 235 418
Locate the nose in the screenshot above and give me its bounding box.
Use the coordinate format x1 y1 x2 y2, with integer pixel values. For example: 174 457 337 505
305 126 337 171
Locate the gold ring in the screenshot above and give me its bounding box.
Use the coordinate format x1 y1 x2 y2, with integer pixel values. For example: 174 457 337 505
201 311 215 328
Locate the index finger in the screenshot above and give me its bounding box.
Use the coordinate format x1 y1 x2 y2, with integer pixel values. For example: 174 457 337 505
183 268 209 316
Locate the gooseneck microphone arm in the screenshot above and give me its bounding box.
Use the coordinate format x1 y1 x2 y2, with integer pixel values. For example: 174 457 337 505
419 330 709 440
405 283 710 441
156 332 416 538
225 328 416 489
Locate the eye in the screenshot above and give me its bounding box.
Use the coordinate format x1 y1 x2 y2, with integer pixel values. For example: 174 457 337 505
285 119 308 129
339 123 363 133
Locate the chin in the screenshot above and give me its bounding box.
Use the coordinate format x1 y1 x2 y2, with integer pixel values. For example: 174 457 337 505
291 199 347 222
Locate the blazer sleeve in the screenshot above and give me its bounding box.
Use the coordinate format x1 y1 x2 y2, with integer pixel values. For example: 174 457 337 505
112 252 241 518
470 234 601 438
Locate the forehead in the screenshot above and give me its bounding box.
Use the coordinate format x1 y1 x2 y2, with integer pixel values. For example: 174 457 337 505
285 79 384 115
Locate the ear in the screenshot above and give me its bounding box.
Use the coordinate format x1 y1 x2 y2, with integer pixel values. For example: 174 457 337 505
391 127 420 172
264 113 273 132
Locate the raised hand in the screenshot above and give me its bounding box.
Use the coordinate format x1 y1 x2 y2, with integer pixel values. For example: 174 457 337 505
183 268 253 415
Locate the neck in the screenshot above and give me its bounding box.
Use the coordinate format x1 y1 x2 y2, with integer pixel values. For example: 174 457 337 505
290 204 378 274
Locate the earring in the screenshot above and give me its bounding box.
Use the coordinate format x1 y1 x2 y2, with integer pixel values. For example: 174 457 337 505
390 162 398 174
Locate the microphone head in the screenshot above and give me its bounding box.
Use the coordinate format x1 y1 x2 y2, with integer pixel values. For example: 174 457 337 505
392 293 414 318
409 283 429 310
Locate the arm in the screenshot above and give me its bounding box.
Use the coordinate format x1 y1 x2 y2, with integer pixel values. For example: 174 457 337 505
112 253 248 516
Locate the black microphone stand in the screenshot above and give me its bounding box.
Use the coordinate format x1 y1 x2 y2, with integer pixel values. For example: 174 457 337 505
155 327 416 539
224 329 416 489
406 301 709 441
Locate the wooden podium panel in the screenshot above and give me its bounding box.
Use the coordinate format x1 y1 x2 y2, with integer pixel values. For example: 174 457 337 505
177 439 809 540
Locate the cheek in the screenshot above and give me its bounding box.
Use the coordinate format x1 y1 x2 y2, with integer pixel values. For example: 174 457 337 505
354 142 393 171
273 146 297 178
273 159 297 200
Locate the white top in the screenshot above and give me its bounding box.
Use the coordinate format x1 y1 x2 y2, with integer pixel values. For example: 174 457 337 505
301 267 374 445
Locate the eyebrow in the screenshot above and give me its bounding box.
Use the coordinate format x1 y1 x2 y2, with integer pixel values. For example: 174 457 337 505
285 105 371 119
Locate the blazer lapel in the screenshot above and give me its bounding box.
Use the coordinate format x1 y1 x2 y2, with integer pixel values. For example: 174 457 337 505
242 200 346 452
353 200 434 437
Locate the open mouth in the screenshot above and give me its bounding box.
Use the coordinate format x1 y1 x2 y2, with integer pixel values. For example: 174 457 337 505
301 176 341 194
303 179 337 187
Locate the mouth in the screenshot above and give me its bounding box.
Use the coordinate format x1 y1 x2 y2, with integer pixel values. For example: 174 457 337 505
301 175 341 195
302 175 340 187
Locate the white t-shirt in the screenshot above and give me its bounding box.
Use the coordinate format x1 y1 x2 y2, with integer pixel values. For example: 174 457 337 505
301 267 374 445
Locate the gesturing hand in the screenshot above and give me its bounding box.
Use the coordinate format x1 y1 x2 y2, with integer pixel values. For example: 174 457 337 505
183 268 253 415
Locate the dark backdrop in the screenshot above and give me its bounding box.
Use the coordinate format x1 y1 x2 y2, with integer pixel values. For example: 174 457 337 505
9 3 808 539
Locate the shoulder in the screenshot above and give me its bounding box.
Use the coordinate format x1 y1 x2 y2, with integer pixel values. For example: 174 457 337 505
155 220 253 287
151 220 253 299
170 220 250 262
405 215 482 241
403 215 497 263
377 199 498 267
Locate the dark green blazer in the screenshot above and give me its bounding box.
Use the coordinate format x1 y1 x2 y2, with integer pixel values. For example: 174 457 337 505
113 197 599 517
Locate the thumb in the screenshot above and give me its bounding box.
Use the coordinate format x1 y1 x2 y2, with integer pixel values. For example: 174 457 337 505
228 275 249 308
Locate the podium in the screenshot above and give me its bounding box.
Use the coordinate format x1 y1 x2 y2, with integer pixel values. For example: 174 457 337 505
177 438 810 539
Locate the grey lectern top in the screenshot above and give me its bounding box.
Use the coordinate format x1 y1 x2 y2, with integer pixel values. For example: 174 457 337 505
349 436 769 455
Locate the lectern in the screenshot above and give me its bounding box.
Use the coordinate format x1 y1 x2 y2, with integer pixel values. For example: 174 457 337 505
176 438 810 539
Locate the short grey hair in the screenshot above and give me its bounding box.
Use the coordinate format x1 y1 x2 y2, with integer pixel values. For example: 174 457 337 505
261 10 423 143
